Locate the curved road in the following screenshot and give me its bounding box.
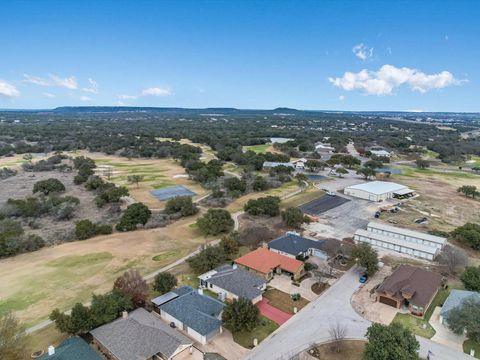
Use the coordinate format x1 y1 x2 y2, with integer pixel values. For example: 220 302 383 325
245 267 472 360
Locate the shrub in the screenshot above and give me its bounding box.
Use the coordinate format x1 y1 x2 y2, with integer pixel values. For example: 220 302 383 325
196 209 234 235
116 203 151 232
281 207 309 228
244 196 280 217
222 298 260 332
164 196 199 217
153 272 178 294
33 178 65 195
187 245 227 273
75 220 112 240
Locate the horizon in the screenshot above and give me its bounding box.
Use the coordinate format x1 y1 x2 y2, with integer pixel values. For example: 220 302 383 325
1 0 479 112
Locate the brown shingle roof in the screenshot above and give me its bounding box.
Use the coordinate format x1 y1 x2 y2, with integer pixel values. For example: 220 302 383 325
376 265 442 308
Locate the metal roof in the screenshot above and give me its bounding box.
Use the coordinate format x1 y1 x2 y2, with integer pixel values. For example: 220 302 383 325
262 161 294 168
345 181 410 195
367 221 446 244
355 229 438 255
151 292 179 306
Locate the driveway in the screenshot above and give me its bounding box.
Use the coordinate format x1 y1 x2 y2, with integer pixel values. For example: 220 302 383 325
429 307 466 351
198 329 248 360
256 298 292 325
268 274 318 301
245 267 472 360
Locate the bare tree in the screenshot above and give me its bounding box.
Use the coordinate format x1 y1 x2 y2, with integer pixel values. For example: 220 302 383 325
113 269 148 306
329 321 347 353
438 245 468 275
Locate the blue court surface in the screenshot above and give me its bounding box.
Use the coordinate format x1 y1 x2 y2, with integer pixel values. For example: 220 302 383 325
306 174 327 182
150 185 197 201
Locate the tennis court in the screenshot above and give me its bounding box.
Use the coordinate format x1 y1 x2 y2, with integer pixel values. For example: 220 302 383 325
150 185 197 201
299 195 350 215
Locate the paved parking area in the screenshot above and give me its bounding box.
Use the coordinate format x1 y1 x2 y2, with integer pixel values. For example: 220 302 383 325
299 195 350 215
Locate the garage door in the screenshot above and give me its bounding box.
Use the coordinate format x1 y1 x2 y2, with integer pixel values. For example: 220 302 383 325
379 296 398 308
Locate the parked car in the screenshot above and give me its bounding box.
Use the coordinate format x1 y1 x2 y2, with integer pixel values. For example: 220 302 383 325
374 211 381 218
359 274 368 283
414 217 428 224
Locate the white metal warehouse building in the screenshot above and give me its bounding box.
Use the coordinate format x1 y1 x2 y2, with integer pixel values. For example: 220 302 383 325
344 181 414 202
354 221 447 260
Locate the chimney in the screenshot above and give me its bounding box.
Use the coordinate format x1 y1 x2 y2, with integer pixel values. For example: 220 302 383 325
122 311 128 319
198 288 204 295
48 345 55 356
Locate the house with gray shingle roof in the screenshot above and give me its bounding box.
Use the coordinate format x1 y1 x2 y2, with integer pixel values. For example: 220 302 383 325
440 289 480 326
157 286 225 344
38 337 101 360
198 264 266 304
90 308 194 360
268 232 327 259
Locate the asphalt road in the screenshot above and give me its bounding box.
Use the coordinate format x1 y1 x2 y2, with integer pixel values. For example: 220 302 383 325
299 195 350 215
245 267 472 360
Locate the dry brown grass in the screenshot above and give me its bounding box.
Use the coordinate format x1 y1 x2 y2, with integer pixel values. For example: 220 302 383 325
307 340 367 360
0 215 213 326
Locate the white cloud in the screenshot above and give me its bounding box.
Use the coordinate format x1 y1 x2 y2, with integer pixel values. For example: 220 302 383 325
79 95 92 101
82 78 98 94
117 94 137 100
23 74 51 86
329 64 463 96
23 73 78 89
0 80 20 98
352 43 374 61
42 92 56 98
141 87 171 97
50 75 77 89
338 95 345 101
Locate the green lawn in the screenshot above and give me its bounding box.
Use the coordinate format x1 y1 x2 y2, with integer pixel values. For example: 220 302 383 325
243 144 271 153
424 287 452 321
263 288 309 314
0 252 112 316
464 339 480 359
392 313 436 338
152 250 180 262
230 316 278 349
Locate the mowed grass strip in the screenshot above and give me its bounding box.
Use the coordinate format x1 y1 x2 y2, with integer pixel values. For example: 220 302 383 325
230 316 278 349
263 288 309 314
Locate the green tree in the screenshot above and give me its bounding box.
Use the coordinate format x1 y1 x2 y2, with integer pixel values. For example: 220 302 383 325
351 242 378 276
113 269 148 306
0 219 24 257
116 202 152 231
415 159 430 169
244 196 281 217
460 266 480 291
281 207 309 229
0 312 27 360
32 178 65 195
335 167 348 178
305 159 323 172
451 223 480 250
75 219 97 240
457 185 478 199
22 153 33 163
356 167 376 180
252 175 268 191
220 233 239 258
88 289 133 328
224 177 247 193
222 298 260 332
445 297 480 343
363 322 419 360
187 245 227 273
295 173 308 187
153 272 178 294
364 160 383 169
164 196 198 216
50 303 92 335
127 174 144 187
196 209 234 235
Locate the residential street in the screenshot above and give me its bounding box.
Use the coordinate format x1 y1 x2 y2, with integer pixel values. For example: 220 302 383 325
244 267 472 360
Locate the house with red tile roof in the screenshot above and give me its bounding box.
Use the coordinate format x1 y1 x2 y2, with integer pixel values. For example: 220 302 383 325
234 247 305 281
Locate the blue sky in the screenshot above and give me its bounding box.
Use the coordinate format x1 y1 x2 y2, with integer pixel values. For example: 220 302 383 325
1 0 478 111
